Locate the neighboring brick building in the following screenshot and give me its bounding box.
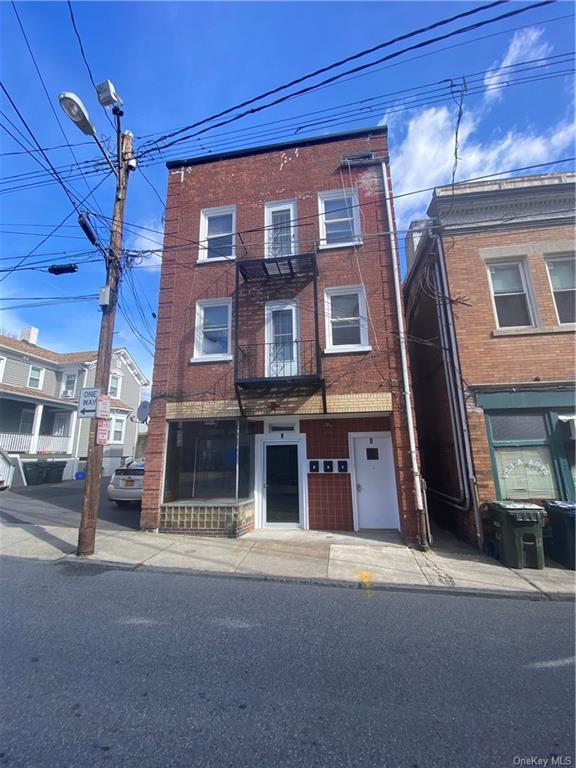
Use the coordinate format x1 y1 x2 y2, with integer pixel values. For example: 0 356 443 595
141 126 426 544
404 174 575 546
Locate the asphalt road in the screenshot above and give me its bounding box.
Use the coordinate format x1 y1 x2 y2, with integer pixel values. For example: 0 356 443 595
0 479 138 530
0 558 574 768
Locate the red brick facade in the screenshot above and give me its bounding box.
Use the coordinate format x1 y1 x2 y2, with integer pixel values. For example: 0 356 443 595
405 176 575 545
141 128 422 544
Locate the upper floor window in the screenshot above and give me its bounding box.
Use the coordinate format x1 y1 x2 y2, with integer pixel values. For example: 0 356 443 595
318 189 361 248
199 205 236 261
324 285 370 353
62 372 77 398
488 261 534 328
109 373 122 399
0 356 5 383
193 299 232 361
110 415 126 445
547 256 575 324
265 201 297 258
27 365 44 389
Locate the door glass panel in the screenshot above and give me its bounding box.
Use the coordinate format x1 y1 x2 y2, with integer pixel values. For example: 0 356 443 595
269 209 292 257
269 308 296 377
266 444 299 523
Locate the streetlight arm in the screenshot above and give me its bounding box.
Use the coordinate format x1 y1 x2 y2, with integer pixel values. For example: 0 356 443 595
93 134 118 177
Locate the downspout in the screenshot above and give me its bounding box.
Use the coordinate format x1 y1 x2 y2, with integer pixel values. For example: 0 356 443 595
433 230 483 549
381 160 429 550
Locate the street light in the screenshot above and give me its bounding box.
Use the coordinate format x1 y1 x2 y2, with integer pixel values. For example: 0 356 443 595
60 80 135 556
59 90 118 176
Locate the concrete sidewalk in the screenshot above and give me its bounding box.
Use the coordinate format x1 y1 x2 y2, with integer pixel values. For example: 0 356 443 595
0 517 574 600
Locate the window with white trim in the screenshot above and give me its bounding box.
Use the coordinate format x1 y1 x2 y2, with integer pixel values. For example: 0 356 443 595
199 205 236 261
324 285 369 352
27 365 44 389
0 356 5 382
109 373 122 399
488 261 534 328
265 201 297 258
193 299 232 360
110 415 126 444
62 372 77 398
547 256 575 324
318 189 361 248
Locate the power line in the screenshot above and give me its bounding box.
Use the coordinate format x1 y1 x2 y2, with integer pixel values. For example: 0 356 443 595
138 0 509 153
137 0 555 159
66 0 115 130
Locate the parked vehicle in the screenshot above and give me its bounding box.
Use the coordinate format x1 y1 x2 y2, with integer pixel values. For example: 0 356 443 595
107 459 145 507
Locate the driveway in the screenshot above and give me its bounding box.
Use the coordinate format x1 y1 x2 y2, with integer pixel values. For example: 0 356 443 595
0 479 139 531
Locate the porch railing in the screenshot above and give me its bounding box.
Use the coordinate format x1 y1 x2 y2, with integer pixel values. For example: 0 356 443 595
0 433 33 453
37 435 71 454
0 433 71 454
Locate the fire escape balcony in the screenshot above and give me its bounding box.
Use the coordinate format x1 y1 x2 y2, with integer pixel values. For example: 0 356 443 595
233 243 326 414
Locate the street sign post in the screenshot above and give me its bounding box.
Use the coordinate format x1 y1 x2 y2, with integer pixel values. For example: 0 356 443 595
96 395 111 419
78 388 101 418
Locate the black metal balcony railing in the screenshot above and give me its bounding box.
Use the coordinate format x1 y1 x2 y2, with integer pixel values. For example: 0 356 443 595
235 340 321 385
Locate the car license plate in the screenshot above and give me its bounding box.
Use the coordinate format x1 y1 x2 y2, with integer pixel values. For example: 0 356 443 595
124 479 135 487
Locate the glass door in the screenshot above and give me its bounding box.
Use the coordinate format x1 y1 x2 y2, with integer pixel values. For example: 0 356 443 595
265 302 298 378
265 201 296 258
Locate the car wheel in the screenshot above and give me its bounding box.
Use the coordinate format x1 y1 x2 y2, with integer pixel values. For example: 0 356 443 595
115 500 131 508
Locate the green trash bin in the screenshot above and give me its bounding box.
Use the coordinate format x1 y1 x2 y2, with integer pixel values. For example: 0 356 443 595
23 462 43 486
544 501 576 571
488 501 545 570
46 462 66 484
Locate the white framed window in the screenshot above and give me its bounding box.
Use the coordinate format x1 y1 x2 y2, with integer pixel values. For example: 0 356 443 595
199 205 236 261
318 189 361 248
324 285 370 353
110 415 126 445
546 256 575 325
487 261 535 328
109 373 122 399
0 356 5 382
62 372 77 398
265 200 297 258
192 299 232 361
27 365 44 389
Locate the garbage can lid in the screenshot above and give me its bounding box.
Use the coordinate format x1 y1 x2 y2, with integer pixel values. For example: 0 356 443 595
489 501 544 511
544 500 576 515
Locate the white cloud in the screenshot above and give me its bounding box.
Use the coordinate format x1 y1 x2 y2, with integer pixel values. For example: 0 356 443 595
390 106 574 230
484 27 552 103
127 218 164 270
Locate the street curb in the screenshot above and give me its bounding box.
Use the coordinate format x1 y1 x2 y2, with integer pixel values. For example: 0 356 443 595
47 554 576 602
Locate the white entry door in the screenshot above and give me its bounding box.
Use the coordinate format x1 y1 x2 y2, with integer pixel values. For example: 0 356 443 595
351 433 400 530
265 301 298 378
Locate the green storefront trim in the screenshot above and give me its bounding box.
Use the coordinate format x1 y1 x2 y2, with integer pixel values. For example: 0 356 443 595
481 393 575 502
475 390 575 410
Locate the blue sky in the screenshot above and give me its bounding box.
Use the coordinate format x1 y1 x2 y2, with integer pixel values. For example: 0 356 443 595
1 1 574 383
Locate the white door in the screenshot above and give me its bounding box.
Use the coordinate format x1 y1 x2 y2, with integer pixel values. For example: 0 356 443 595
352 434 400 530
265 302 298 378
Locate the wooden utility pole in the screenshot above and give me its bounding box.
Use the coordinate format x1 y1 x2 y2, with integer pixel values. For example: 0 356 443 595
77 117 133 556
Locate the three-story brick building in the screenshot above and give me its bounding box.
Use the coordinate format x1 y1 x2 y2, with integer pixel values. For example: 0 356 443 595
141 127 426 544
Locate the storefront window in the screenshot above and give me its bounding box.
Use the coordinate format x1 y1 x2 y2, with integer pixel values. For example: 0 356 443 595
164 419 255 502
489 411 558 500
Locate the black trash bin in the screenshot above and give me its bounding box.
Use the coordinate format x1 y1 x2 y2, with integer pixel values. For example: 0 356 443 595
23 462 49 486
544 501 576 571
488 501 546 570
46 462 66 484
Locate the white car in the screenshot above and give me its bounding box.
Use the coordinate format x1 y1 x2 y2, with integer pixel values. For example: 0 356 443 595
107 459 145 507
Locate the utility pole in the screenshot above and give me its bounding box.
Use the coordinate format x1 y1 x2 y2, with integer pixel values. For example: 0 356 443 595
77 110 133 556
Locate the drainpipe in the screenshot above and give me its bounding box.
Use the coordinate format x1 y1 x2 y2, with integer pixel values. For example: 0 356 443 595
381 160 429 550
433 230 483 549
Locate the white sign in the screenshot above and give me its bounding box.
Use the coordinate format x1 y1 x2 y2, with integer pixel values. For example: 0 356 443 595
96 395 111 419
96 420 109 446
78 387 101 418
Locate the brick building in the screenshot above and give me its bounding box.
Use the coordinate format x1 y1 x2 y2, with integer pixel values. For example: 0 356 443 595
141 127 426 544
404 174 575 546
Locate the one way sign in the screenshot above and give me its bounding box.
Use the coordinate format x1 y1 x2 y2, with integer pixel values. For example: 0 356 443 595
78 387 101 418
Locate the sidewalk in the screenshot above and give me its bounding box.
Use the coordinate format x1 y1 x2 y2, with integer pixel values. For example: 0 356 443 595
0 517 574 600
